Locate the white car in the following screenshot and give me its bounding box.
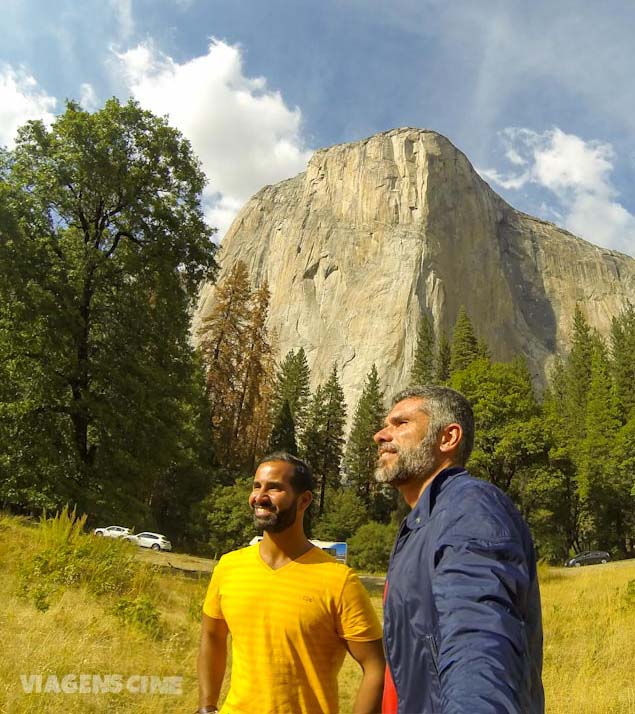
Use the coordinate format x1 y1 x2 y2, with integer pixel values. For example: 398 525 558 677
93 525 132 539
126 531 172 552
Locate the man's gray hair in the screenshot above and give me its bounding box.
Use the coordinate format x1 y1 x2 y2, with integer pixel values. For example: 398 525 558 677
392 386 475 465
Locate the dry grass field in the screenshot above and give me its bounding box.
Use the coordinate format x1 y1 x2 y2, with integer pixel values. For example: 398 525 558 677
1 512 635 713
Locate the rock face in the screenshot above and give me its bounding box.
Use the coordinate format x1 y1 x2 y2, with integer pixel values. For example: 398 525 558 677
195 128 635 416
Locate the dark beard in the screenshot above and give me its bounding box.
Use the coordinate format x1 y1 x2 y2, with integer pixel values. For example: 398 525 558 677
253 498 299 533
374 431 438 485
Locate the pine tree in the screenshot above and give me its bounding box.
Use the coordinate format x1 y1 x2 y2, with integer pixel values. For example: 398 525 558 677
564 305 595 448
449 306 479 374
302 365 347 515
578 339 623 550
269 399 297 454
197 261 253 465
435 332 451 384
230 281 273 467
345 365 385 505
409 313 435 385
268 348 311 453
610 302 635 421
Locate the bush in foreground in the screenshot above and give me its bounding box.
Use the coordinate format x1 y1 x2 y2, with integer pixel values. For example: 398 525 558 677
348 521 396 572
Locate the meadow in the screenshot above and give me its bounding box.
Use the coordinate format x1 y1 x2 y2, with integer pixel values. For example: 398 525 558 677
1 512 634 713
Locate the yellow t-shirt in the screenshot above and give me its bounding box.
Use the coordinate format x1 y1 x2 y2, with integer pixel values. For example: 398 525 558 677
203 544 382 714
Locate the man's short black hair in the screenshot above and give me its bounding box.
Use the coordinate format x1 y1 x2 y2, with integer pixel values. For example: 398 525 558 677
256 452 315 494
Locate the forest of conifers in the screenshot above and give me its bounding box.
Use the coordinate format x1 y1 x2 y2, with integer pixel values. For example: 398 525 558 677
1 100 634 565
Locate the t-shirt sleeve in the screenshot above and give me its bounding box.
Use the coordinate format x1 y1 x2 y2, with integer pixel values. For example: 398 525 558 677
202 558 225 620
336 569 383 642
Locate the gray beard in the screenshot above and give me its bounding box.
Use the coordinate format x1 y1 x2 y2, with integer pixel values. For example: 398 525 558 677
374 432 438 485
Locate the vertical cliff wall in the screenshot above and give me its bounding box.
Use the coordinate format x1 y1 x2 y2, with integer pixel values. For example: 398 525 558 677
195 128 635 413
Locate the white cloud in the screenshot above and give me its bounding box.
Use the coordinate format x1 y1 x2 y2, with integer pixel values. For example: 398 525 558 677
79 82 99 112
0 65 57 149
481 128 635 255
114 39 312 238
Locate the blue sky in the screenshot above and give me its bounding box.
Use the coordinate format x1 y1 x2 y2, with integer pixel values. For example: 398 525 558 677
2 0 635 254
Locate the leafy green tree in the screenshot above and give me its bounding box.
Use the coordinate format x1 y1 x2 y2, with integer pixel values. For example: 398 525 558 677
196 477 255 558
312 488 368 542
451 357 544 492
0 99 217 526
409 313 435 385
348 521 397 573
450 307 479 374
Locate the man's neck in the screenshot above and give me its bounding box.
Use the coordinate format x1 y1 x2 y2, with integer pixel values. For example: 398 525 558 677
258 525 313 569
399 460 456 509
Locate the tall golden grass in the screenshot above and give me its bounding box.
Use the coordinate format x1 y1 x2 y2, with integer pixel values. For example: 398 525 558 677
1 512 634 713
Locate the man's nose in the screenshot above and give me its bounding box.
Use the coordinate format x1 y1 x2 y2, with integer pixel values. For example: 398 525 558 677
373 426 391 444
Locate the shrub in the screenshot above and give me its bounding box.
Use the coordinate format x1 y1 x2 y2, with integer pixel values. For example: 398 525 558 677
19 506 135 608
312 489 368 542
113 595 163 639
348 521 397 573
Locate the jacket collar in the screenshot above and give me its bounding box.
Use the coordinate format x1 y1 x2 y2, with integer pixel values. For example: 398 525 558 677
405 465 467 529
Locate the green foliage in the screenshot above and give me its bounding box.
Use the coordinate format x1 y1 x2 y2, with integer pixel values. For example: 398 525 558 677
113 595 162 639
268 399 297 454
0 99 217 531
302 365 347 514
449 306 479 374
19 507 136 610
268 348 311 452
196 477 255 558
435 331 451 384
348 521 397 573
409 313 435 385
611 302 635 420
344 365 394 520
312 488 368 542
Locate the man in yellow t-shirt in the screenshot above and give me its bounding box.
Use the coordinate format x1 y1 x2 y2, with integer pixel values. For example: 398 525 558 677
196 452 385 714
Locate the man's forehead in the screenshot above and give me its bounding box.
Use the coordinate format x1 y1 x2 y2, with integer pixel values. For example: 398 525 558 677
254 460 294 481
387 397 428 420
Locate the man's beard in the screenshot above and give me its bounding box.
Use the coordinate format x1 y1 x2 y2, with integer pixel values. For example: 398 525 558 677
252 498 299 533
374 431 438 485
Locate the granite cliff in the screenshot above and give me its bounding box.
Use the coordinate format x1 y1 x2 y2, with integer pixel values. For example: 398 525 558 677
195 128 635 413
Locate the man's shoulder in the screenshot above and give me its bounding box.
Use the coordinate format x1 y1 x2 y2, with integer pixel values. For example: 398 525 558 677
216 543 257 568
437 471 528 541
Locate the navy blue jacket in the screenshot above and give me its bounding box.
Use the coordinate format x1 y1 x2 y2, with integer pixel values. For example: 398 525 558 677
383 466 544 714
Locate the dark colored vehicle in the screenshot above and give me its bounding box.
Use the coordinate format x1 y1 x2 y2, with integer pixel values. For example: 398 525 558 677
565 551 611 567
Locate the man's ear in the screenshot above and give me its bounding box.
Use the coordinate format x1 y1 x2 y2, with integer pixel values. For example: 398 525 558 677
299 490 313 512
439 423 462 455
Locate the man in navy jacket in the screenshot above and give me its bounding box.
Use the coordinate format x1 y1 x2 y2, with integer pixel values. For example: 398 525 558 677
374 386 544 714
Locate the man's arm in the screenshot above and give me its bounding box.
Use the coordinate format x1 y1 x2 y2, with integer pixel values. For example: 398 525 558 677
433 535 533 713
197 613 229 711
346 638 385 714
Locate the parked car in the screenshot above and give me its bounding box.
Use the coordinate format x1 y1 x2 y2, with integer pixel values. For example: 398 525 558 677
565 551 611 567
126 531 172 552
93 525 132 539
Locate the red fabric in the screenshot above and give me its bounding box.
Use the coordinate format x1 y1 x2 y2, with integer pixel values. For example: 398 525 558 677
382 665 398 714
382 579 398 713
